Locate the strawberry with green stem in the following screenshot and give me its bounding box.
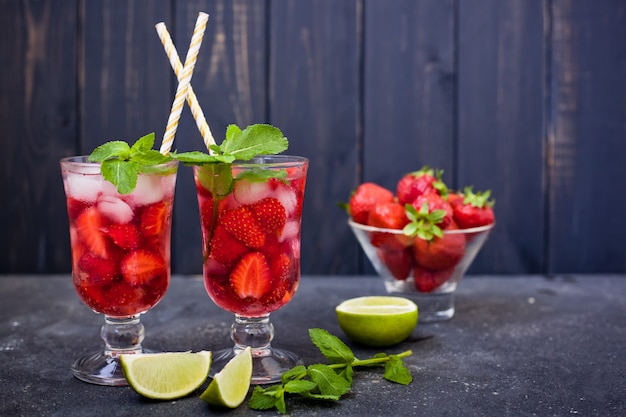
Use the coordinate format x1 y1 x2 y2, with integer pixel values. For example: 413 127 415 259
450 186 495 229
396 166 448 205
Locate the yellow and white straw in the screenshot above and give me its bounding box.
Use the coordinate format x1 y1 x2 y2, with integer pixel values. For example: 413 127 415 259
156 21 215 153
159 12 209 155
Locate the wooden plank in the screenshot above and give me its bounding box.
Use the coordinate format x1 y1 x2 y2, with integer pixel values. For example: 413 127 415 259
0 0 78 273
172 0 269 274
81 1 171 153
548 0 626 273
269 0 361 275
363 0 456 273
458 0 545 274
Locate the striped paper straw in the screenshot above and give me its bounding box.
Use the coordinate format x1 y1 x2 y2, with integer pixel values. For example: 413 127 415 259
156 22 216 152
159 12 209 155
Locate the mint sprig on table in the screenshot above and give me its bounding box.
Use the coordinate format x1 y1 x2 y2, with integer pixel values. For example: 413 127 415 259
249 328 413 414
87 124 289 195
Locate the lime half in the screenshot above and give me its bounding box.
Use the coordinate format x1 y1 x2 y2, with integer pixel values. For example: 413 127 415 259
336 296 418 347
200 346 253 408
120 351 212 400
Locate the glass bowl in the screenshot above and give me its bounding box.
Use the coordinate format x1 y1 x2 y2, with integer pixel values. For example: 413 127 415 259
348 219 494 322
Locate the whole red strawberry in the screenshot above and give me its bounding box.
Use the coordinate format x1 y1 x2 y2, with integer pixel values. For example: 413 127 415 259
413 265 455 292
396 166 448 205
411 192 453 229
412 222 466 271
367 201 412 250
377 248 413 280
450 186 495 229
348 182 394 224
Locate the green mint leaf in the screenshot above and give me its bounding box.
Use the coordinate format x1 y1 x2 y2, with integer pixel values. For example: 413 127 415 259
101 159 138 195
235 167 288 184
281 365 307 384
131 132 156 152
196 163 234 198
309 328 355 365
220 124 288 160
384 355 413 385
307 364 351 397
131 149 170 167
337 364 353 384
88 141 131 162
249 385 285 412
170 151 234 165
284 379 317 394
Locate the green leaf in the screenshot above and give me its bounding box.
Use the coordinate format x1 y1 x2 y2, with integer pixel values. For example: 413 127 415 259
249 385 284 412
220 124 288 160
131 132 156 152
88 141 131 162
384 356 413 385
284 379 317 394
131 149 170 166
196 163 234 198
235 167 288 183
307 364 351 397
101 159 138 195
309 328 355 365
281 365 307 384
170 151 234 165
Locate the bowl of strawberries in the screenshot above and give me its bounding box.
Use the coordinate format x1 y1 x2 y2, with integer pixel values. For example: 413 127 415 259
347 166 495 322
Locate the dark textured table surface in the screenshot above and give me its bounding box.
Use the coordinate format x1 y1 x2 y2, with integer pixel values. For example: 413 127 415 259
0 275 625 416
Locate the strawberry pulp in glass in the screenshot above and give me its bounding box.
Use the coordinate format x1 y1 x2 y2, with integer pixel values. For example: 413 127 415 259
61 157 178 317
194 157 308 317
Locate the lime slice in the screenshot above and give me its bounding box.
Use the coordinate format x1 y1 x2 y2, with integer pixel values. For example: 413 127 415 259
200 347 253 408
120 351 212 400
336 296 418 347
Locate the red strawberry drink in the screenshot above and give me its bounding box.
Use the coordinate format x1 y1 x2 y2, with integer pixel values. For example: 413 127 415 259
193 155 308 384
62 157 177 316
195 157 307 317
60 156 178 386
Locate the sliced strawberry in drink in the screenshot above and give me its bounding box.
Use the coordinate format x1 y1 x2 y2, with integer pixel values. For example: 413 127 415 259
251 197 286 234
221 206 265 249
141 201 169 239
120 249 167 286
199 195 216 232
209 224 249 266
77 252 120 284
75 206 110 259
229 252 272 299
67 197 88 219
107 223 141 251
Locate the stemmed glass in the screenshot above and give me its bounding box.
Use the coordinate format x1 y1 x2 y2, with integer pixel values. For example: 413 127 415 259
60 156 178 385
193 155 308 384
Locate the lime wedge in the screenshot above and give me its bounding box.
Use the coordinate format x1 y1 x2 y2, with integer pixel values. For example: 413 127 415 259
120 351 212 400
336 296 418 347
200 347 253 408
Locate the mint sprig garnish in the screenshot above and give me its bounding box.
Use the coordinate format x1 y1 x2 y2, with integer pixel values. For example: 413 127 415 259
88 132 170 194
248 328 412 414
171 123 288 165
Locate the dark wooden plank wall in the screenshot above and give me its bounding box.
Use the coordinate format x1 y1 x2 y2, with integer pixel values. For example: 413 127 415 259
1 0 625 276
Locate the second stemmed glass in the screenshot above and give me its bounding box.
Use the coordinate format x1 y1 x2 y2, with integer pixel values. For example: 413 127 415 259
193 155 308 384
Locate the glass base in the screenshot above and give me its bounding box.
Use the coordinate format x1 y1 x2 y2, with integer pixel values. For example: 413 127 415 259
210 346 303 385
408 292 455 323
71 348 156 386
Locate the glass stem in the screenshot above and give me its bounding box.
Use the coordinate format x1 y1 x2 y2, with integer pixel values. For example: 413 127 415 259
101 315 144 357
231 314 273 356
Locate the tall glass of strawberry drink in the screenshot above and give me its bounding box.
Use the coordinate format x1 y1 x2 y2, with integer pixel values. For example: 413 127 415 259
60 156 178 385
194 155 308 384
